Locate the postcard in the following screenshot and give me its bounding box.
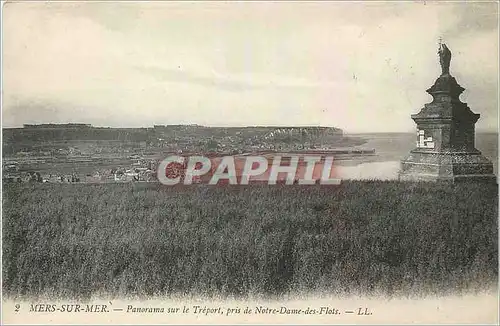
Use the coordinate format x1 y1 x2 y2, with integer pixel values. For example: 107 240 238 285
1 1 498 325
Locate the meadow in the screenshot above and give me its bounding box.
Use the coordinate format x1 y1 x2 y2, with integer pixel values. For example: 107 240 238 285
2 181 498 300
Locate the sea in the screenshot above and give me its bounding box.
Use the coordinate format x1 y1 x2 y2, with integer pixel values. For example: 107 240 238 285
335 132 498 180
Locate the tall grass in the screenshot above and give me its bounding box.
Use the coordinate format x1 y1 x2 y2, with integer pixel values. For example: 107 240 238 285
2 181 498 300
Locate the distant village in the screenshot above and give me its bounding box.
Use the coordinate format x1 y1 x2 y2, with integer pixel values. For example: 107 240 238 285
2 123 371 184
3 161 157 184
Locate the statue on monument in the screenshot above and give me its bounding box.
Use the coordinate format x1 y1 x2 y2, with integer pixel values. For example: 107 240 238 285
438 42 451 75
399 40 496 182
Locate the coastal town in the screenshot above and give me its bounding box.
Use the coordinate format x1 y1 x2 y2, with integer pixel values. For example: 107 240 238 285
2 123 374 184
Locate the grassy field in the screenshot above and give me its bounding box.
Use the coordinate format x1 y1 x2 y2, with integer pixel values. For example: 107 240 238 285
2 181 498 300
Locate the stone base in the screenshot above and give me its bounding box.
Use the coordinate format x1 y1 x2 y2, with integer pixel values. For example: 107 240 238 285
399 150 497 183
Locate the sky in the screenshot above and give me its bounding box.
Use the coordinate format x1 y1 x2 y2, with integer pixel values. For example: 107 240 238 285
2 1 499 133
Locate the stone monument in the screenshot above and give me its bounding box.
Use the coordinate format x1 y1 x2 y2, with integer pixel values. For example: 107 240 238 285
399 42 496 182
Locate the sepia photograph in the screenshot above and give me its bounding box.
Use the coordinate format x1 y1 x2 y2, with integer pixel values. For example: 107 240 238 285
1 1 499 324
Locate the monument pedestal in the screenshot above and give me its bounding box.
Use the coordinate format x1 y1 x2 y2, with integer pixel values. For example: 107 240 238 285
399 151 496 182
398 43 496 183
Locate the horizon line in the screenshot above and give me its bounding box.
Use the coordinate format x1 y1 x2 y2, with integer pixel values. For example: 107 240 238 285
1 122 498 134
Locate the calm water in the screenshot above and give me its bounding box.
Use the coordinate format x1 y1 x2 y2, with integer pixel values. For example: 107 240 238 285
336 132 498 180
